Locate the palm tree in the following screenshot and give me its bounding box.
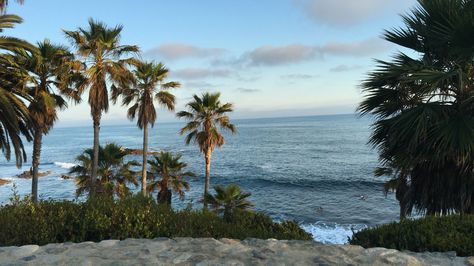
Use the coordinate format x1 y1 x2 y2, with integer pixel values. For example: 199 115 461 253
64 19 139 197
147 151 195 205
70 143 139 198
13 40 82 202
359 0 474 215
205 183 254 221
177 92 236 208
0 15 35 51
0 14 35 167
0 0 24 12
375 162 411 220
112 61 179 195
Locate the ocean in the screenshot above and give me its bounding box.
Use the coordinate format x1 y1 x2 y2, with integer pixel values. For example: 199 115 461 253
0 114 399 244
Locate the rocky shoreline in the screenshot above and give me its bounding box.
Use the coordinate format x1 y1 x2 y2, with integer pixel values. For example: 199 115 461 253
0 238 472 265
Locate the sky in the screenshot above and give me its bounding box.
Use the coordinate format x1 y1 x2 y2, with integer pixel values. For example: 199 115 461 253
6 0 417 126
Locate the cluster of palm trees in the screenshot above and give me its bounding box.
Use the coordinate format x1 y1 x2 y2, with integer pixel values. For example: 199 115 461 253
0 6 250 213
360 0 474 218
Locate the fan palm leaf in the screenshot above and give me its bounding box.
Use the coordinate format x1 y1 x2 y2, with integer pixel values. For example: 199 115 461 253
359 0 474 216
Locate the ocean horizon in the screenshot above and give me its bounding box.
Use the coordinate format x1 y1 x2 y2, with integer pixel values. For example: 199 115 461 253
0 113 398 244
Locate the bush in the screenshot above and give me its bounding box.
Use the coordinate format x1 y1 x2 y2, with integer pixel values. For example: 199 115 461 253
349 215 474 256
0 195 312 246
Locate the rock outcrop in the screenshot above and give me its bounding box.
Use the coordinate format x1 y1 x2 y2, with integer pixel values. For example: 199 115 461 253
0 238 471 265
0 178 11 186
16 171 51 179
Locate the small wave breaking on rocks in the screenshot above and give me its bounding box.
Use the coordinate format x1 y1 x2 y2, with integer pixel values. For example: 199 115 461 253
301 222 368 244
54 162 76 169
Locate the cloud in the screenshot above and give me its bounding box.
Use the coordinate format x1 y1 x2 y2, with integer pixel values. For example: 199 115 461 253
185 81 217 88
329 64 362 72
172 68 231 80
236 88 260 93
321 37 391 57
232 37 390 67
281 74 318 79
245 44 321 66
295 0 416 27
236 75 261 82
146 43 225 60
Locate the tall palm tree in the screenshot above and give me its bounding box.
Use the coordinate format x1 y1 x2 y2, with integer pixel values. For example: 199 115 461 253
112 61 179 194
14 40 82 202
177 92 236 207
205 183 254 221
64 19 139 197
70 143 139 198
147 151 195 205
0 14 35 166
359 0 474 215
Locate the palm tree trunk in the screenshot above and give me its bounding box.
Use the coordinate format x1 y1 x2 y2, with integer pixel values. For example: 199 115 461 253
158 187 172 205
90 112 101 198
31 129 42 203
142 124 148 195
204 149 212 208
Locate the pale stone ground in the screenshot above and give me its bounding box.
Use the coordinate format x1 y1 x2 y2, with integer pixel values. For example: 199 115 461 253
0 238 472 266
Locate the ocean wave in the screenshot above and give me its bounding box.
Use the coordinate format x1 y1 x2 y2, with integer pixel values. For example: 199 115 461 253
54 162 76 169
301 222 368 244
246 177 385 190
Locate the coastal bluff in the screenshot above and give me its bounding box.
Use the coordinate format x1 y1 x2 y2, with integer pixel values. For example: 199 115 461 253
0 238 472 265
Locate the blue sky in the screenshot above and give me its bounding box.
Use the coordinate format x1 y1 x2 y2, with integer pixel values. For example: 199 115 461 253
7 0 417 125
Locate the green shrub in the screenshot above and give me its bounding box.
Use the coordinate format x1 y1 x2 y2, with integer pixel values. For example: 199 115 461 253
0 195 311 246
350 215 474 256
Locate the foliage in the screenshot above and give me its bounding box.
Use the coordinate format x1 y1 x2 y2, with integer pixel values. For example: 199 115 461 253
17 39 82 135
112 60 179 129
70 143 139 198
64 19 139 116
0 195 312 246
177 92 237 206
0 14 35 167
0 0 23 12
111 60 180 194
350 215 474 257
359 0 474 215
177 92 237 153
13 39 83 202
205 183 254 221
147 151 195 205
64 19 139 197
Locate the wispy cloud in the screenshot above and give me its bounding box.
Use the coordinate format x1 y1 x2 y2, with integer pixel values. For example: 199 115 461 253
172 68 231 80
236 88 260 93
146 43 226 60
228 37 391 67
281 74 318 79
321 38 391 57
244 44 321 66
329 64 362 72
294 0 416 27
184 81 217 88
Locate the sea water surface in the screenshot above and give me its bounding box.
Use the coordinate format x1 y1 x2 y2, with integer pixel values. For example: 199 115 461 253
0 114 399 244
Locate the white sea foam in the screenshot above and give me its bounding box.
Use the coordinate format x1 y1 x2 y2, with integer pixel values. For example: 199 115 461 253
301 222 368 244
54 162 76 169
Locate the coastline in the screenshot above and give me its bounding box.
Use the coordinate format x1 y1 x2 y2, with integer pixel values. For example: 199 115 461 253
0 238 470 265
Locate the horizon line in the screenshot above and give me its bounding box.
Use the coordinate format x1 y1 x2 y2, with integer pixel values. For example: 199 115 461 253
55 112 362 129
